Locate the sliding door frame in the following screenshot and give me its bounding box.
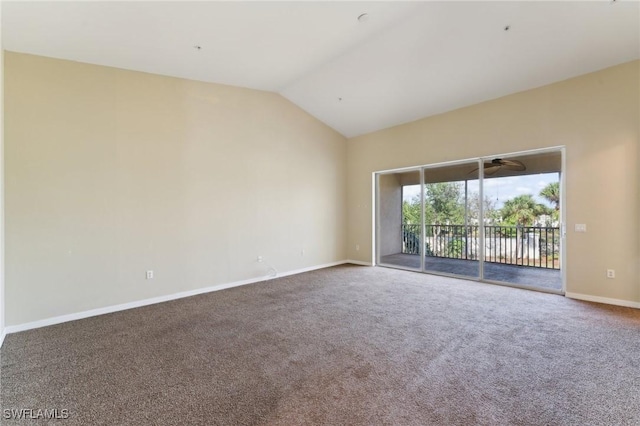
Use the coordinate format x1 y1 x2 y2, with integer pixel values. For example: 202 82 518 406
375 167 424 272
373 146 566 295
420 158 483 281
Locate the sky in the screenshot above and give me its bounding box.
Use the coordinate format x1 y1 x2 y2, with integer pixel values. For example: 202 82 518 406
402 172 560 209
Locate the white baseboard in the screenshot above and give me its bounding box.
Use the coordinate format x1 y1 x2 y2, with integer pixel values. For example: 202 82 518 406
273 260 347 278
565 292 640 309
0 328 6 348
4 260 349 336
345 259 373 266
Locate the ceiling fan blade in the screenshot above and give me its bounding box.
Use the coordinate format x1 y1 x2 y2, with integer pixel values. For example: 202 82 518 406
469 159 525 175
483 164 501 175
499 159 526 171
468 163 498 175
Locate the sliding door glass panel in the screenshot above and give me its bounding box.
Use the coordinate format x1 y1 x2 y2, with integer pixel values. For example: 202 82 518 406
481 151 562 292
422 162 480 279
377 170 422 270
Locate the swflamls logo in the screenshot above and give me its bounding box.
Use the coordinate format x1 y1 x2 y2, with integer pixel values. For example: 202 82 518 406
3 408 70 420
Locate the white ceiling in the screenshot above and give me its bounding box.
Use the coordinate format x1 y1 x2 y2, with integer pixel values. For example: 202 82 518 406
3 1 639 138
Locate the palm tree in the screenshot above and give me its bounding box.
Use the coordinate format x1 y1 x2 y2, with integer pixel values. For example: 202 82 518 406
501 194 548 227
539 182 560 225
501 195 549 262
540 182 560 211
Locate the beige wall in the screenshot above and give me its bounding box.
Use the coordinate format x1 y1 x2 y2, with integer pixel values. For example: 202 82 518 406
4 52 347 326
4 53 639 328
348 60 640 304
0 5 5 337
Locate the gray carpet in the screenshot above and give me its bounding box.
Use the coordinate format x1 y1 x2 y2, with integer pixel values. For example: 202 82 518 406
2 265 639 425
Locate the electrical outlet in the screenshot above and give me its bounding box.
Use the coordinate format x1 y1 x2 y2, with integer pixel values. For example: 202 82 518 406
575 224 587 232
257 256 263 263
356 244 360 251
146 270 154 280
606 269 615 279
301 249 305 256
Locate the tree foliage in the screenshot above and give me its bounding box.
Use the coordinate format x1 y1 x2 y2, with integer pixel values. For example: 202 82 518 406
425 182 464 225
402 182 499 226
402 196 421 225
540 182 560 211
467 192 500 225
500 194 550 226
401 181 556 228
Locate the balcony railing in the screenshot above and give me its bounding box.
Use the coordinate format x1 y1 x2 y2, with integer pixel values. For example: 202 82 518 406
402 224 560 269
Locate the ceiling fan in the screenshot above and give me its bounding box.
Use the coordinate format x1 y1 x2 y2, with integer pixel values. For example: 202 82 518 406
469 158 526 176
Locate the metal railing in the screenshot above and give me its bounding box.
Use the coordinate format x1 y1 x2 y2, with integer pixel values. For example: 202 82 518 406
402 224 422 255
402 224 560 269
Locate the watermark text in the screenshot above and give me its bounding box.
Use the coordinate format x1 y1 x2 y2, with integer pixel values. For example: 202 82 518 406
3 408 70 420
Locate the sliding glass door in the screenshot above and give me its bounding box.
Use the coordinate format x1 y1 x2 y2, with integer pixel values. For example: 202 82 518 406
422 161 480 279
375 148 564 294
481 151 562 292
377 169 422 271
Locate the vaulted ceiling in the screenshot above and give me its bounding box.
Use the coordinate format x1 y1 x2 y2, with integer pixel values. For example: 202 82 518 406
3 1 639 137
